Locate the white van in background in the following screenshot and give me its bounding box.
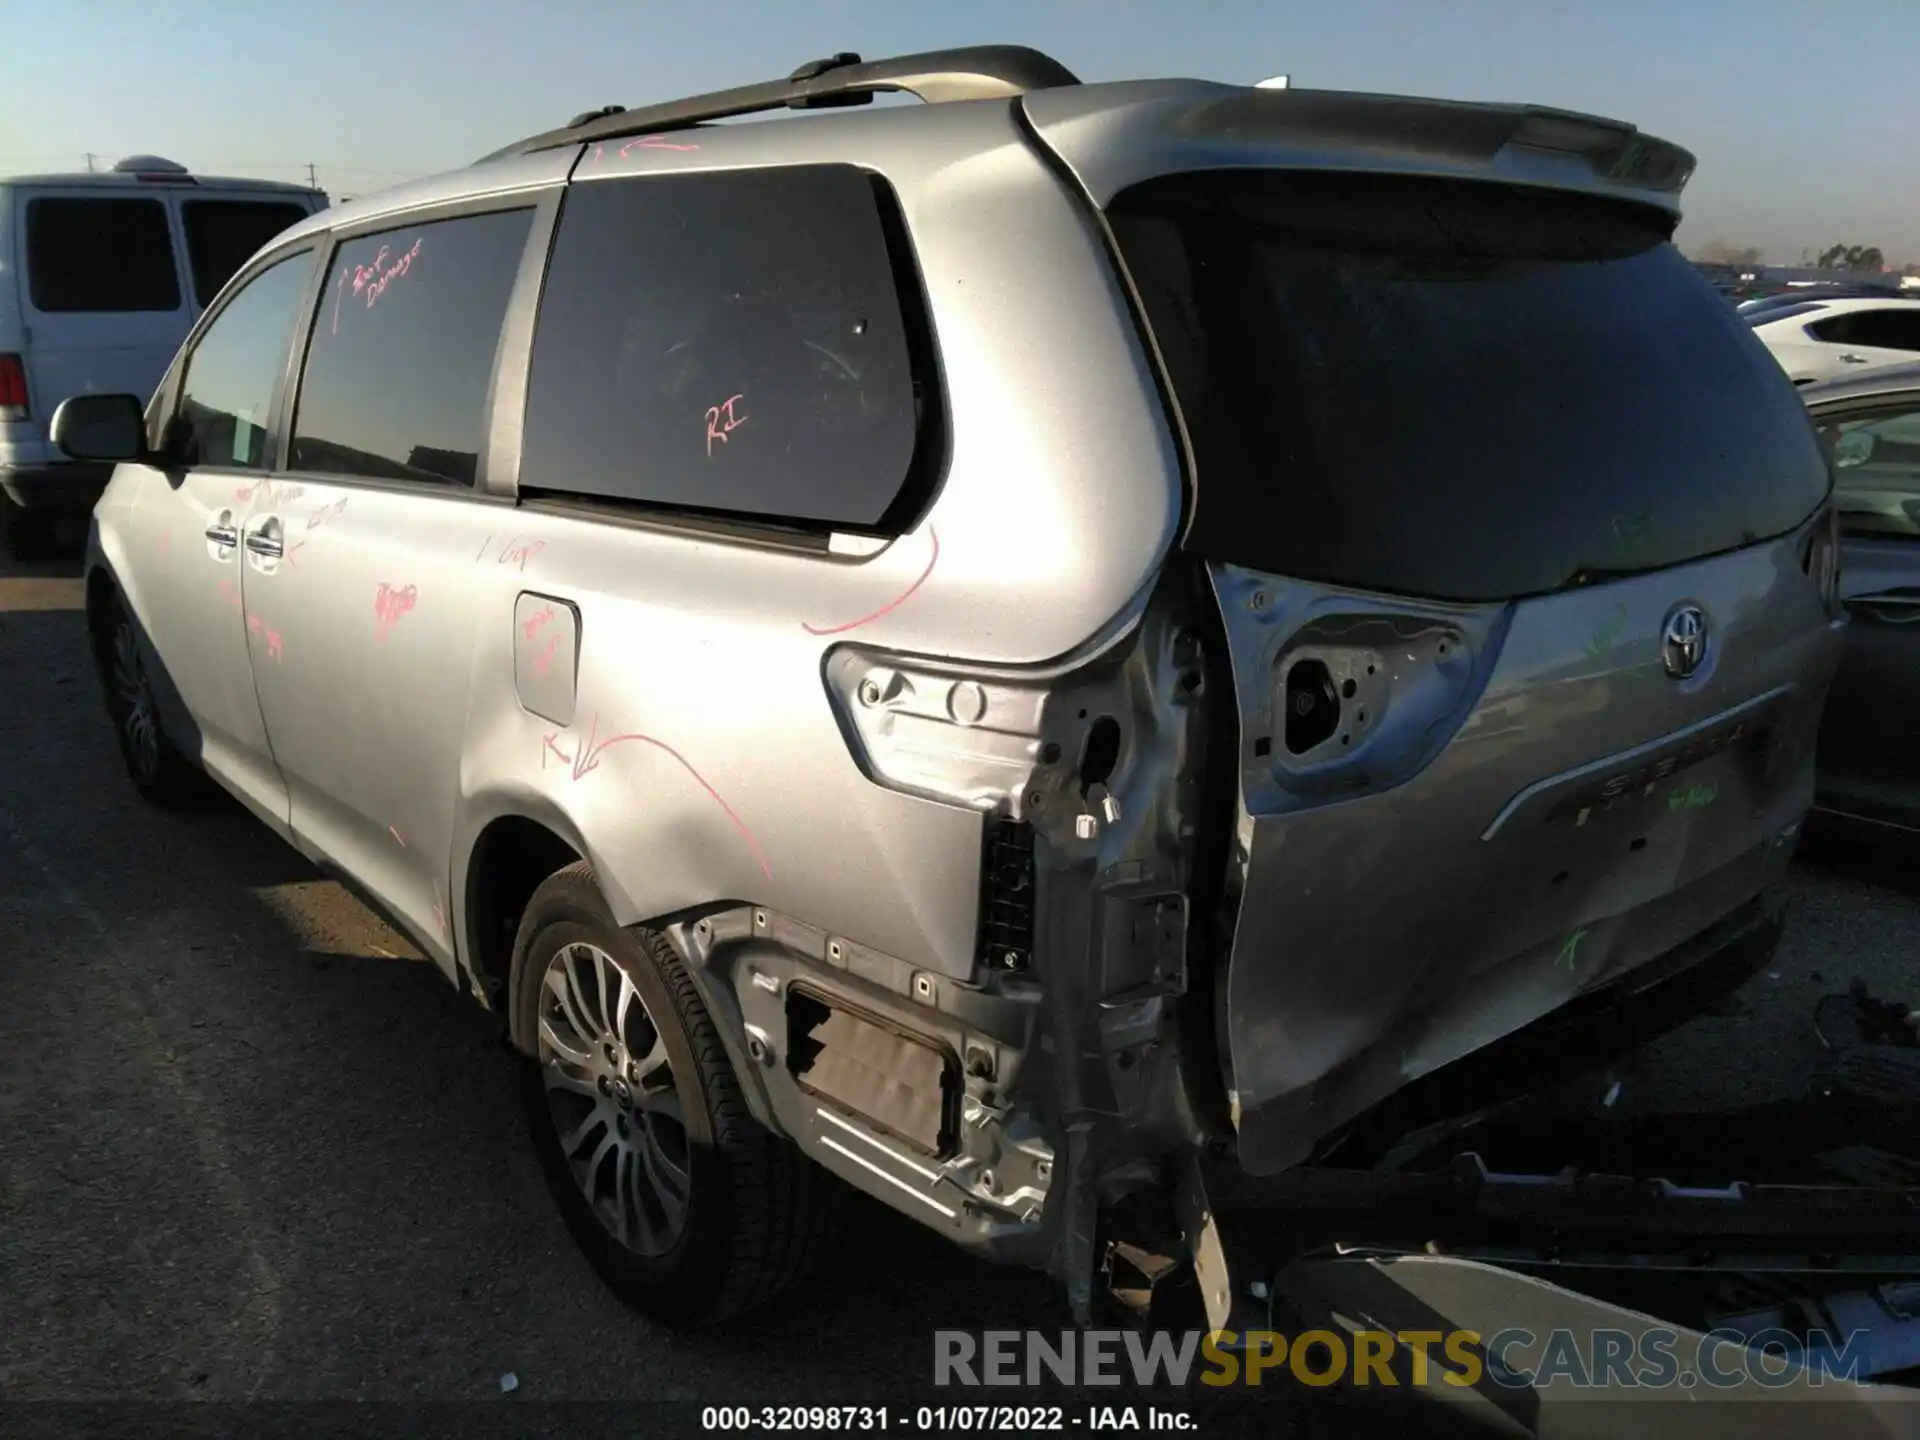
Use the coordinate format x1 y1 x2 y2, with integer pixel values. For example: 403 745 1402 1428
0 155 326 556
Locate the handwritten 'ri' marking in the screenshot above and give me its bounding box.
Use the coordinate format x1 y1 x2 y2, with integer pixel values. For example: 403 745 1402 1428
546 712 771 880
705 393 748 457
800 526 941 636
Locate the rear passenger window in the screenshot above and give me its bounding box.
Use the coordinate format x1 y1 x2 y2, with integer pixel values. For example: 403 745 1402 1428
173 253 313 469
25 197 181 313
1843 310 1920 353
182 200 312 306
520 166 932 532
289 208 533 486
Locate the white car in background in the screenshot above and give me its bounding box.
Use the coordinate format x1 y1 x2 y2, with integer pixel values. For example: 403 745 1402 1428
1748 296 1920 385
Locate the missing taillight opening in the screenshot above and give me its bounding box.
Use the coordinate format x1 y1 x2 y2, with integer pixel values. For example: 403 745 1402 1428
1284 658 1341 754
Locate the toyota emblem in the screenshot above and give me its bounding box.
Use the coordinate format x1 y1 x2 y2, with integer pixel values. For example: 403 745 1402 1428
1660 604 1709 679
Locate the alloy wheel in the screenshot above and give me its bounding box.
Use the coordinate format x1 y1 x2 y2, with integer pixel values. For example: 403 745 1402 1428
536 941 692 1257
110 621 161 783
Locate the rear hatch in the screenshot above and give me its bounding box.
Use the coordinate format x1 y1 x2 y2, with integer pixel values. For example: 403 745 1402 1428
1026 87 1845 1174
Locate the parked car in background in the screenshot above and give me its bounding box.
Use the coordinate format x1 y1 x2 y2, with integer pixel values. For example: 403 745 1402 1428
55 47 1843 1329
1749 295 1920 385
1802 363 1920 846
1737 285 1910 319
0 155 326 556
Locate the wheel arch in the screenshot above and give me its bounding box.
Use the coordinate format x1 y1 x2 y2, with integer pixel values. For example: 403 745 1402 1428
458 803 587 1045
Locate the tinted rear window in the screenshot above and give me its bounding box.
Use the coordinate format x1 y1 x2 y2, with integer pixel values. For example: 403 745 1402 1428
182 199 311 305
1110 172 1831 601
24 197 181 313
520 165 931 532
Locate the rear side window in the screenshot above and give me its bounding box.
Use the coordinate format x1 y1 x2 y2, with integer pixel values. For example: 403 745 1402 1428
1809 309 1920 353
24 197 180 313
182 200 312 306
1110 171 1831 601
290 207 532 485
521 165 931 531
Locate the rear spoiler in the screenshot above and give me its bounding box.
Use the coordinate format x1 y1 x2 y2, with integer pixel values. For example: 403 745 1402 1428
1022 81 1697 214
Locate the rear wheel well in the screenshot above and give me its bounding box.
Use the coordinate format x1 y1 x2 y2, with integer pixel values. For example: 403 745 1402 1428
464 816 582 1022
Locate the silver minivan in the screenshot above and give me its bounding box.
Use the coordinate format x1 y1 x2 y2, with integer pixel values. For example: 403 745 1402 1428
0 156 325 556
54 48 1845 1329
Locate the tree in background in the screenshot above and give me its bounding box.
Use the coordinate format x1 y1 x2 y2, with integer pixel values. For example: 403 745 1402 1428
1816 243 1886 272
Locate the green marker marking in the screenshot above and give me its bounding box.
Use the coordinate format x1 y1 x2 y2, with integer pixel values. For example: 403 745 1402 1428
1585 604 1630 661
1668 782 1719 812
1556 929 1590 972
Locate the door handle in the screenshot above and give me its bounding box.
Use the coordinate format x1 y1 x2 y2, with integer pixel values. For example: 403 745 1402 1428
245 521 284 559
1844 591 1920 624
1839 353 1872 364
205 509 239 548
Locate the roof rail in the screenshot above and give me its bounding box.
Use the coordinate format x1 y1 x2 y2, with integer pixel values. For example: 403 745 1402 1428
479 45 1080 162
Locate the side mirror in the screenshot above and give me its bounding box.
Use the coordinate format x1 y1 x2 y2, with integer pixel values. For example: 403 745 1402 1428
50 393 149 464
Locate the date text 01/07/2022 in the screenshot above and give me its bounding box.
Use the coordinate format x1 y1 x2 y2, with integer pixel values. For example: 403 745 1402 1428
699 1404 1198 1432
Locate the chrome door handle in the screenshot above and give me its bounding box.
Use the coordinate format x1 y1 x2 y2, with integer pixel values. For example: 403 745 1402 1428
245 526 284 559
1839 353 1871 364
205 521 239 547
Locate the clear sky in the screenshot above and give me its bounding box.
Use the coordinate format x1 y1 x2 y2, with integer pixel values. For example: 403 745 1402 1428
3 0 1914 266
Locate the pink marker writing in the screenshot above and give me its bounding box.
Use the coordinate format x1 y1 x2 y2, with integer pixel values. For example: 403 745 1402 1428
705 393 748 457
373 582 418 639
497 537 545 572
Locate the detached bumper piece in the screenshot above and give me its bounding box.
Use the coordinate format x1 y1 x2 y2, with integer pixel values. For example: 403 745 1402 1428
1170 985 1920 1428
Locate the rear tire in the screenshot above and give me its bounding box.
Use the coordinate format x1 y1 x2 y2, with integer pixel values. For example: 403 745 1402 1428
89 590 211 807
512 862 844 1327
